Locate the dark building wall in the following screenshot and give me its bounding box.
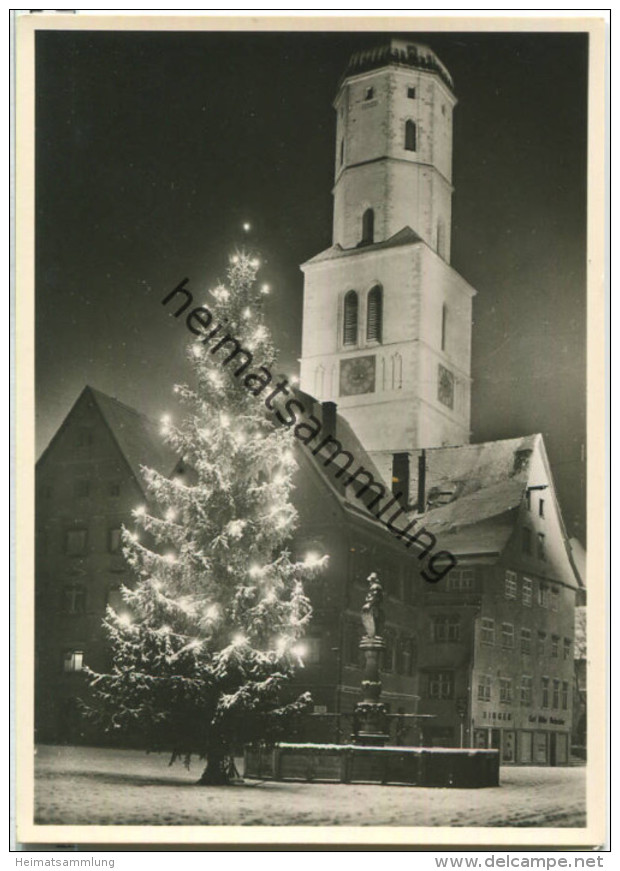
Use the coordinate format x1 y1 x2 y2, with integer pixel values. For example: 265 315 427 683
35 392 144 742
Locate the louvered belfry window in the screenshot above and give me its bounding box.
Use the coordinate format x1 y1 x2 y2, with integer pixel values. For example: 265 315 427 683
343 290 358 345
366 285 383 342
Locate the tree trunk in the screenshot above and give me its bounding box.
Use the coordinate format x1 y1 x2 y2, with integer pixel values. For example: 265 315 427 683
197 751 230 785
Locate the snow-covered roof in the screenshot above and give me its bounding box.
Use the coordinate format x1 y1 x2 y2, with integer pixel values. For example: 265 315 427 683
89 387 179 487
302 226 424 267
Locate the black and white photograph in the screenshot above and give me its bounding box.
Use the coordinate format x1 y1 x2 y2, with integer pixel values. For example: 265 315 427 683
15 12 606 848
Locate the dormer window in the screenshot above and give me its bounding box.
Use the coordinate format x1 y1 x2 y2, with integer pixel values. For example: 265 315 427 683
365 87 374 101
343 291 359 346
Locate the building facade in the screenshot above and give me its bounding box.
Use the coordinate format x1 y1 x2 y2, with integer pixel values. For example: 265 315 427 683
34 40 585 763
299 39 475 472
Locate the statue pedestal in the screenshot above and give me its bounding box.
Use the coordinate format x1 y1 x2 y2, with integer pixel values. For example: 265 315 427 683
353 636 390 747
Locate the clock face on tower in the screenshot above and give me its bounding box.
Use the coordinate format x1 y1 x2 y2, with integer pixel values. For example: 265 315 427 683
438 364 455 409
340 355 376 396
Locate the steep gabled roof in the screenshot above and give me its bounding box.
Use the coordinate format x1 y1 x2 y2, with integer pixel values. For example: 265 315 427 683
37 386 178 494
88 388 179 487
415 436 535 552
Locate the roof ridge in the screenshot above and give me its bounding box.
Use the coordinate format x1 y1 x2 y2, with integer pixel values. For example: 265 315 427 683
88 385 161 428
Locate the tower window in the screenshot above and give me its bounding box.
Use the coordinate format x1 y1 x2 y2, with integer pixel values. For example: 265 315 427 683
441 303 448 351
364 87 374 101
361 208 374 245
405 120 417 152
343 291 359 346
407 86 416 99
366 285 383 342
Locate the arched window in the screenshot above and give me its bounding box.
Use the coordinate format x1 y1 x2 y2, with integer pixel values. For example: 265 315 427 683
361 208 374 245
441 303 448 351
366 285 383 342
405 119 417 151
343 291 358 346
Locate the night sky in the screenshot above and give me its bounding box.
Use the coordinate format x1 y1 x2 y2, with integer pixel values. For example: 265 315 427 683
35 27 588 536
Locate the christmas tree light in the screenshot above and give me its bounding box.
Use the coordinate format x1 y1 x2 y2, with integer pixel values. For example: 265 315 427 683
85 251 324 785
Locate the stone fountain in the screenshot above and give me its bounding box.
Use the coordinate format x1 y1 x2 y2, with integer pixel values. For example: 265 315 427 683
244 574 500 788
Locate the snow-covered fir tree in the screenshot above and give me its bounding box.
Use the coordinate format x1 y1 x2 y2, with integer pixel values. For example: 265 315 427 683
86 253 326 784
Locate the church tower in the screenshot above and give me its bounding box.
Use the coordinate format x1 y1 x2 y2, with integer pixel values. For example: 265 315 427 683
299 39 476 484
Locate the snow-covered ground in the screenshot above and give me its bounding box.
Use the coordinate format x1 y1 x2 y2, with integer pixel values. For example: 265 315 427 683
34 745 586 827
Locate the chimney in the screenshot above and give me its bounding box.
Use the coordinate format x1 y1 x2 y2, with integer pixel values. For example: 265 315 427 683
417 450 427 512
391 452 410 504
322 401 337 439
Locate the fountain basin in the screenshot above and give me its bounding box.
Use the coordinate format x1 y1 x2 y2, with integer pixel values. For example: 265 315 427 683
244 743 500 788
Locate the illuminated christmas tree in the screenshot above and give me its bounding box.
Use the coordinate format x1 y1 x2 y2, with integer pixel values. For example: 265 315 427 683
86 253 325 784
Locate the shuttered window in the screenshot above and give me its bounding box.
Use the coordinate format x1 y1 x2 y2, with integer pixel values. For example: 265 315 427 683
366 285 383 342
343 291 358 345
